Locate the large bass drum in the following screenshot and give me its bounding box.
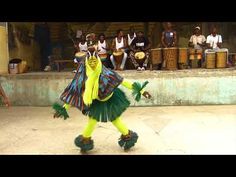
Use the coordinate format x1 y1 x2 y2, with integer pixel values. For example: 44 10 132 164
163 47 178 70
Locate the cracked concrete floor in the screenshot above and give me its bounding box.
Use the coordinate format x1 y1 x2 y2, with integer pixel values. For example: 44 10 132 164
0 106 236 155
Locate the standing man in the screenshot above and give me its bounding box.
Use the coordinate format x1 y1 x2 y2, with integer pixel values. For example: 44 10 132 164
161 22 177 68
161 22 177 48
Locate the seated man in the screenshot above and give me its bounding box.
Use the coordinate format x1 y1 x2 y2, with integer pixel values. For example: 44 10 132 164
126 26 136 57
189 26 206 50
129 31 151 71
205 26 228 64
75 34 88 53
206 26 222 50
97 33 113 69
86 33 97 50
188 26 206 67
73 34 90 72
127 26 136 48
110 29 128 70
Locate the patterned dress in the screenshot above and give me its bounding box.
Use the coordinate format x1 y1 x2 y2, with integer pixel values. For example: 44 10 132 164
60 60 130 122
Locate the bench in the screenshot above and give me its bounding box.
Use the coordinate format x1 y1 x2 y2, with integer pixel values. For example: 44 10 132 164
54 60 74 72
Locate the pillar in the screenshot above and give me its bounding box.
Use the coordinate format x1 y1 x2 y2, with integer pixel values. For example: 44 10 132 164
0 22 9 74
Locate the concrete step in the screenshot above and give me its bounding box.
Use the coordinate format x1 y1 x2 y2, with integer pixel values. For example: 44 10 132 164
2 69 236 106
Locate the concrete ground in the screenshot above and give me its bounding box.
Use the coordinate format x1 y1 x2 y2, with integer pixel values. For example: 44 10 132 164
0 105 235 155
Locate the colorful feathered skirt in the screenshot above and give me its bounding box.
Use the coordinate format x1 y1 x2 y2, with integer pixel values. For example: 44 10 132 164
84 88 130 122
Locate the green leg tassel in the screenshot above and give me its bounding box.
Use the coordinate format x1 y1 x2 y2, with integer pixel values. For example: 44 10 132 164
74 135 94 152
118 130 138 150
52 103 69 120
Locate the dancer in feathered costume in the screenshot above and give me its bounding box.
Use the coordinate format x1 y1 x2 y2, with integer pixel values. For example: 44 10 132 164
53 43 151 152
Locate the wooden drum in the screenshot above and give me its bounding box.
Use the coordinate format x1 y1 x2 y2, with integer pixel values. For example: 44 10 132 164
178 48 188 69
196 49 203 59
134 51 146 66
113 50 124 68
163 47 178 70
98 53 108 62
178 48 188 64
189 48 195 59
216 51 227 68
206 52 216 69
189 48 202 68
75 51 86 61
151 48 162 65
189 49 202 60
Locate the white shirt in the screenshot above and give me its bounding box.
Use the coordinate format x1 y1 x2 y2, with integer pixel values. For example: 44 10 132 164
128 33 136 46
97 40 107 54
206 34 222 49
189 34 206 49
79 42 87 51
115 37 124 50
189 35 206 45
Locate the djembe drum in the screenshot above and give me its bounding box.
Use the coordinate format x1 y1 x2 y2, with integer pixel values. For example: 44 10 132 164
134 51 146 66
150 48 162 70
163 47 178 70
206 51 216 69
189 49 202 68
98 53 108 62
189 48 195 60
196 49 203 59
216 50 227 68
113 50 124 70
74 51 87 68
75 51 86 62
178 48 188 69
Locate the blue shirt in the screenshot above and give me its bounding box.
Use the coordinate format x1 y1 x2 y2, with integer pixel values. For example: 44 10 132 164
164 31 175 47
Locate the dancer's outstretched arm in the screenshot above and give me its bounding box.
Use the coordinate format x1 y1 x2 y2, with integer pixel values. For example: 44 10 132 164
121 79 151 99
